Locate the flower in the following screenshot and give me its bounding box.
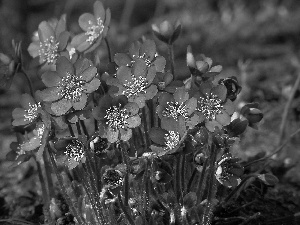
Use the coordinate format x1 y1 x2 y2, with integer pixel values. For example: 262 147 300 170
149 127 185 157
12 94 41 127
92 95 141 143
156 87 198 131
195 84 235 132
28 14 70 65
36 56 101 116
53 136 87 170
215 153 244 188
152 20 182 45
71 1 111 53
219 76 242 101
102 168 124 188
114 40 166 74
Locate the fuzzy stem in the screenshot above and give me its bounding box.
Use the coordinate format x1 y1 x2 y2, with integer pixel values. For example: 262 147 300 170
187 168 197 193
80 120 90 139
43 150 55 198
142 107 150 148
21 67 34 97
120 143 130 206
105 37 113 63
117 194 135 225
49 152 86 225
196 158 209 204
67 123 75 137
168 44 175 77
76 121 82 135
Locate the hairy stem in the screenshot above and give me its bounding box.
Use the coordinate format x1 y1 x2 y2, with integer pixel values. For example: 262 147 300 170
169 44 175 77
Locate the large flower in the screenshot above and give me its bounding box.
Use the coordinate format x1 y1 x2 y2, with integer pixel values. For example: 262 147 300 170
71 1 111 53
114 40 166 74
36 56 101 116
92 95 141 143
106 65 158 108
28 14 69 65
12 94 41 127
156 87 198 131
195 84 235 132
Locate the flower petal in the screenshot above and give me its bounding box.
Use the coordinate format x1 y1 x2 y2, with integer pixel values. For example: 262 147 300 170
79 13 96 31
174 87 189 104
117 66 133 85
185 97 197 115
153 56 166 72
72 93 88 110
161 117 179 132
57 31 70 51
130 94 146 108
94 0 105 20
36 87 62 102
56 56 74 77
205 120 222 132
71 33 88 50
21 94 36 110
28 42 40 58
123 102 139 115
223 99 235 115
211 85 227 102
107 128 119 143
83 78 100 93
125 115 141 128
74 58 93 75
140 40 156 61
144 84 158 101
129 41 141 58
149 127 167 145
41 71 61 87
81 66 97 82
146 66 156 84
132 58 147 77
38 21 55 42
114 53 132 67
51 98 72 116
55 14 67 37
120 128 132 141
216 111 231 126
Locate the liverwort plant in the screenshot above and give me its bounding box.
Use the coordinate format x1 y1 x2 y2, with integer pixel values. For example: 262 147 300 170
2 1 269 225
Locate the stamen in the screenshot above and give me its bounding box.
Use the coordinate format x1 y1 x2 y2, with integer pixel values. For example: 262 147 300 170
38 36 59 64
197 94 223 120
122 75 148 98
164 131 180 150
64 139 85 162
104 104 129 130
24 102 41 122
138 53 152 67
85 18 104 44
162 101 188 121
58 72 85 102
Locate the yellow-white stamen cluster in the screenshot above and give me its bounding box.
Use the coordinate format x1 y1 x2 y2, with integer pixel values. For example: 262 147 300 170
39 36 59 64
64 140 85 162
105 104 129 130
122 75 148 98
85 18 104 44
197 94 223 120
164 131 180 150
24 102 41 122
58 72 85 102
162 101 188 121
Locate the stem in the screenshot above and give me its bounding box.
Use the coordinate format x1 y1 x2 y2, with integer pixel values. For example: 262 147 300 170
49 151 86 225
43 150 55 198
169 44 175 77
76 121 82 135
104 37 113 63
278 69 300 145
21 67 34 96
142 107 150 148
80 120 90 139
120 0 136 30
187 168 197 193
68 123 75 137
196 158 209 204
120 143 130 206
117 194 135 225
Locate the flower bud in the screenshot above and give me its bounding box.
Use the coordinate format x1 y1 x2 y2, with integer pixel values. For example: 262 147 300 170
219 76 241 101
152 20 181 45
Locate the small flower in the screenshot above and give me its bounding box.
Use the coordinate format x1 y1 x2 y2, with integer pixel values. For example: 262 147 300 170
195 84 235 132
53 136 87 170
92 95 141 143
152 20 182 45
157 87 198 131
89 135 109 158
36 56 100 116
114 40 166 74
102 168 124 188
71 1 111 53
12 94 41 127
28 14 69 65
215 153 244 188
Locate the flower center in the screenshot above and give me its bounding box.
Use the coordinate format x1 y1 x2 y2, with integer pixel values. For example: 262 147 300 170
105 104 129 130
122 75 148 98
58 72 85 102
85 18 104 44
38 36 59 64
36 123 45 139
64 139 85 162
197 94 223 120
24 102 41 122
164 131 180 150
103 169 123 188
162 101 188 121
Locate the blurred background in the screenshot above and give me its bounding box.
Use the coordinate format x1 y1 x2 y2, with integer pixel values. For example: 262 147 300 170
1 0 300 222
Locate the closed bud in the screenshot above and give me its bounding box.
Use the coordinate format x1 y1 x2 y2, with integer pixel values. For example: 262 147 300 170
219 76 241 101
152 20 181 45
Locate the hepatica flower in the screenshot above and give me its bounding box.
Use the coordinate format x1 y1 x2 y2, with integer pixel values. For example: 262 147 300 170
28 15 69 65
92 95 141 143
12 93 41 127
215 153 244 188
195 84 235 132
156 87 198 131
71 1 111 53
37 56 100 116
